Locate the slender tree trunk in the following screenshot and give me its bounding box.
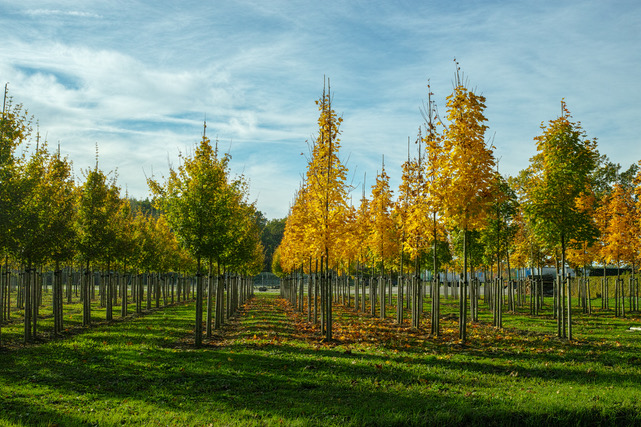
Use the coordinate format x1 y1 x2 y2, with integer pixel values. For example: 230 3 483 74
355 259 360 312
379 262 385 319
24 264 32 342
215 264 224 329
431 216 440 337
121 262 128 318
307 257 313 321
412 256 421 329
83 260 91 327
561 236 572 340
195 256 203 347
314 259 319 324
325 254 332 340
459 228 468 342
207 259 214 338
53 261 62 335
397 248 404 324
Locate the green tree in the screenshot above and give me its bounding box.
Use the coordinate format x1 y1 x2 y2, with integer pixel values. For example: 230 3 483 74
523 102 599 340
40 148 77 334
261 218 286 272
149 130 238 346
76 161 121 326
479 173 518 325
0 93 32 263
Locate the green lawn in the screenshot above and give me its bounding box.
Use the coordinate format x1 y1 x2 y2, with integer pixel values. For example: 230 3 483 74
1 293 640 426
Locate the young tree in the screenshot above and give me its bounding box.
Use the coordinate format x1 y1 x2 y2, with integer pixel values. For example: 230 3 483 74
353 184 372 315
149 129 241 346
523 102 599 340
295 81 349 340
422 85 447 335
0 92 26 339
40 148 77 334
76 161 121 327
440 64 496 342
368 162 398 319
601 183 635 317
479 173 518 325
261 218 286 272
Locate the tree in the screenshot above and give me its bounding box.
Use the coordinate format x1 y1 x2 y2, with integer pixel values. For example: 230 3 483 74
368 161 398 319
396 140 424 325
601 183 635 316
14 141 49 342
479 173 518 325
422 84 448 335
261 218 286 273
39 148 77 334
522 101 599 340
281 80 349 340
353 183 372 315
149 128 247 345
0 92 31 264
440 64 496 342
76 161 122 326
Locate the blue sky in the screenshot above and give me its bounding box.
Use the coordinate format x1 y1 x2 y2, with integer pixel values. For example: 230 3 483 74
1 0 640 219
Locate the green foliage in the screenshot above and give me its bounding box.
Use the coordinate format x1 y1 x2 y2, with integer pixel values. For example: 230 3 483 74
420 239 452 272
271 246 285 278
38 149 77 264
0 101 32 256
127 197 157 217
478 174 518 269
149 132 263 275
149 134 232 267
450 229 484 271
523 103 600 251
261 217 286 272
76 164 122 264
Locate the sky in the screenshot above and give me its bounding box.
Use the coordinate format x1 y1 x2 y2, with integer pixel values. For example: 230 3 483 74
1 0 640 219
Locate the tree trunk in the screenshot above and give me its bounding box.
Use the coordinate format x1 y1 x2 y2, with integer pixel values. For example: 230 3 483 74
195 256 203 347
561 235 572 340
206 259 214 338
83 261 91 327
23 265 32 342
307 258 313 321
459 228 468 342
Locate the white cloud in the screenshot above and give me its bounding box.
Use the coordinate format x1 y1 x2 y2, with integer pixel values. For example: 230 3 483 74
25 9 101 18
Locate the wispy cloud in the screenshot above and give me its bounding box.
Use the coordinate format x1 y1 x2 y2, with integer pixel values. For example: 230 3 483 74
25 9 101 18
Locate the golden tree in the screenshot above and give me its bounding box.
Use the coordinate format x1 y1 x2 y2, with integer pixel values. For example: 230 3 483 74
601 183 635 316
440 64 496 342
279 81 349 340
368 161 398 319
353 184 372 314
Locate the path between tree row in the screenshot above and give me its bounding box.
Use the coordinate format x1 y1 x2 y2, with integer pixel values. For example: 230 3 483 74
222 293 306 345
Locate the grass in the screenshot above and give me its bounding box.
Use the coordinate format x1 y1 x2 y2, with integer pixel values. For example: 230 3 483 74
1 292 641 426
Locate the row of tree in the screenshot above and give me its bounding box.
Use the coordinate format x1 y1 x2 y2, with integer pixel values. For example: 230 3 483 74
0 86 264 345
276 65 641 342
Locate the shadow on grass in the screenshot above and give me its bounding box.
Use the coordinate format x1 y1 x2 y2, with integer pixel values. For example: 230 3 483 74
0 295 640 426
